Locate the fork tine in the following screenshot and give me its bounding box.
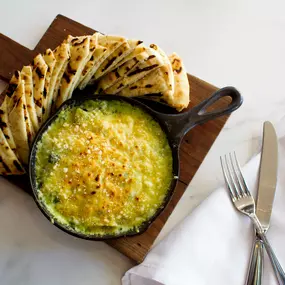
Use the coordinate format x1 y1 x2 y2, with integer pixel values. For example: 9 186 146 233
224 154 242 197
232 152 251 196
229 152 246 197
229 152 245 196
220 155 238 201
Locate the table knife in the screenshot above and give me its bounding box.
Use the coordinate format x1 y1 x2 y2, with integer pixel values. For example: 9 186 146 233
246 121 278 285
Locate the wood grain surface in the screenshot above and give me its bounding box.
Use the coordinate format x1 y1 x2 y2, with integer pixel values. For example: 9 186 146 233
0 15 229 263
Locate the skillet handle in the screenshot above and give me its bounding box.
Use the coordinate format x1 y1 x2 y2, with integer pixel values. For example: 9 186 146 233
189 86 242 126
156 86 243 145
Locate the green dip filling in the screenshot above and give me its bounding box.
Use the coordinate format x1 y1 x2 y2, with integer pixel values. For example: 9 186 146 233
35 100 173 236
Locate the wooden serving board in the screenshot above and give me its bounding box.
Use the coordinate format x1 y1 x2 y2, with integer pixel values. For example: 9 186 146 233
0 15 229 263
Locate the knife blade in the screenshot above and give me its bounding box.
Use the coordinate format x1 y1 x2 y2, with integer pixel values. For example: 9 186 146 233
246 121 278 285
256 121 278 231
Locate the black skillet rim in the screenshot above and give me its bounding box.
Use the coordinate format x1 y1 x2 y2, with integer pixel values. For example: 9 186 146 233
29 94 179 241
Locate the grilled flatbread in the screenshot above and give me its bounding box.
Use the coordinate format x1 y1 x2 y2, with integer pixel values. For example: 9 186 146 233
118 52 189 110
78 35 126 90
77 45 107 90
5 71 20 98
11 77 35 146
23 95 35 146
0 128 25 175
149 44 174 100
6 73 35 146
55 36 90 108
95 46 150 93
98 34 126 47
108 44 147 71
8 80 30 164
21 66 39 131
0 98 17 151
74 33 98 89
91 39 143 81
32 54 48 125
42 49 56 122
6 71 21 113
104 47 164 94
48 43 70 115
168 53 190 111
118 67 169 97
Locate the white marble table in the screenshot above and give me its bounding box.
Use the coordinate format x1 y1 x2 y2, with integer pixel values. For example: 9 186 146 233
1 0 285 284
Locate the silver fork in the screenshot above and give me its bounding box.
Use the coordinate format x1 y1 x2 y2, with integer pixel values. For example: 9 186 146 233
220 152 285 285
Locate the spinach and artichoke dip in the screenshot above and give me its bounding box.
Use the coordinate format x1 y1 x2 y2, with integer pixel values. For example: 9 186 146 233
35 100 173 236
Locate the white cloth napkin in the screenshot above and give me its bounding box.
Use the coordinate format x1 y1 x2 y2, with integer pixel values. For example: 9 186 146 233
122 135 285 285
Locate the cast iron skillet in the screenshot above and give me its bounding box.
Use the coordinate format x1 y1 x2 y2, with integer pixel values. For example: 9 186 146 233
29 86 243 240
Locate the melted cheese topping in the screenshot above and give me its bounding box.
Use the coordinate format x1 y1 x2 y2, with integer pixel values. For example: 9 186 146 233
35 100 173 236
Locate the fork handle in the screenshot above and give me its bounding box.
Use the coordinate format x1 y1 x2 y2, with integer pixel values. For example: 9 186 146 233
259 232 285 285
251 215 285 284
246 237 264 285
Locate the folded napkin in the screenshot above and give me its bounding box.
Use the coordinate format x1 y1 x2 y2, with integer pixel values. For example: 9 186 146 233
122 135 285 285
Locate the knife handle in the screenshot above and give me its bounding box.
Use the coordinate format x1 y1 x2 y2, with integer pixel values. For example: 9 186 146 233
259 232 285 285
246 237 264 285
251 215 285 284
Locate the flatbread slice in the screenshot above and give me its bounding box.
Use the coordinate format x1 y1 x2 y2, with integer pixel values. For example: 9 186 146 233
0 128 25 175
104 47 164 94
108 44 147 71
42 49 56 122
5 71 20 98
0 97 17 151
149 44 174 100
118 52 189 111
74 33 98 89
48 43 70 116
78 34 126 90
168 53 190 111
91 39 143 81
11 70 36 144
55 36 90 108
8 80 30 164
117 66 169 97
95 47 150 93
77 44 107 90
5 73 35 146
10 77 35 146
23 93 35 146
98 34 126 46
5 71 21 113
32 54 48 125
21 66 39 132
